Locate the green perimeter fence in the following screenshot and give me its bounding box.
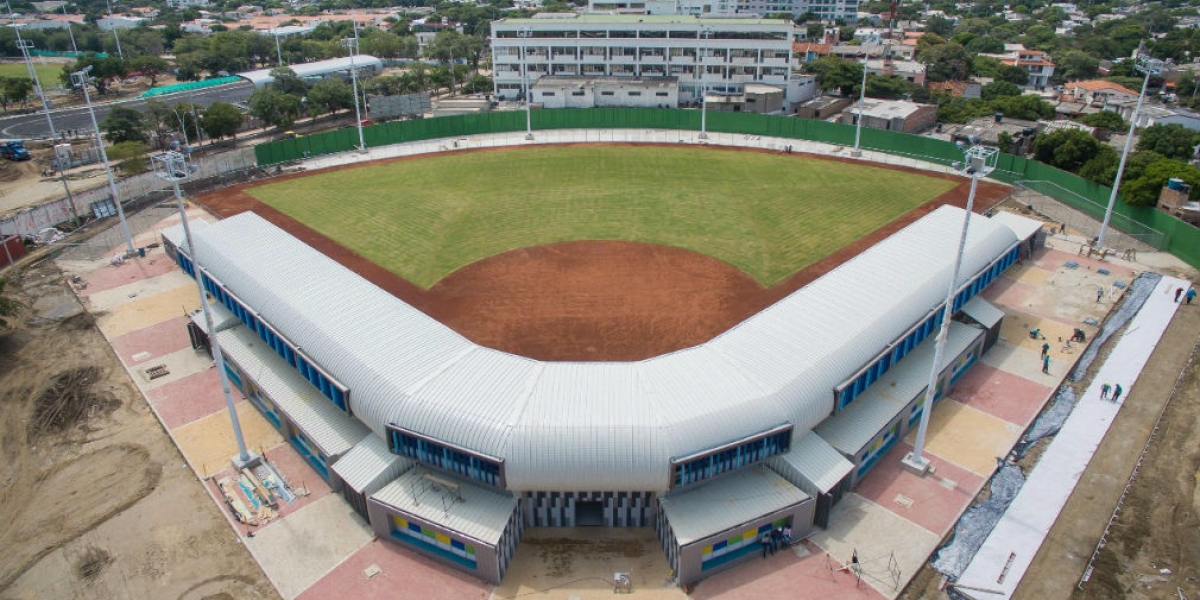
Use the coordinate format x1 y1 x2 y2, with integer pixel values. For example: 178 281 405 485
253 108 1200 269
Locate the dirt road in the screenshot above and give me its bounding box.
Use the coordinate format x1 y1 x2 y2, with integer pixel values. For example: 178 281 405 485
0 261 277 600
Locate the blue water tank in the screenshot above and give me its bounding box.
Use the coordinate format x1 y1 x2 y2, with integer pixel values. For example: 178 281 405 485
1167 178 1184 190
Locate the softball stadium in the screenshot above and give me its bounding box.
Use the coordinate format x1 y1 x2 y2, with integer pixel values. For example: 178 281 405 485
157 117 1049 591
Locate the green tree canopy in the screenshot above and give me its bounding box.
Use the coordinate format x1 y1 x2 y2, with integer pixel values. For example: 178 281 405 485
1032 128 1103 172
202 102 244 140
1120 157 1200 206
61 55 127 95
1080 111 1126 131
981 81 1023 100
101 106 146 145
247 87 303 129
920 42 972 82
1136 123 1200 161
307 77 354 116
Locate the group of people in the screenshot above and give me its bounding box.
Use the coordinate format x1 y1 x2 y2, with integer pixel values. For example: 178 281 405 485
1099 382 1124 403
759 526 793 558
1174 287 1196 304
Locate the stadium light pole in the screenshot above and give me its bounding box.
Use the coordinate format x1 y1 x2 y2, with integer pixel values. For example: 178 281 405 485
343 28 366 153
153 151 252 466
73 66 135 256
852 55 868 157
1097 54 1163 249
698 26 712 140
519 27 533 140
62 2 78 54
902 144 998 476
8 19 80 225
272 28 284 66
105 0 123 60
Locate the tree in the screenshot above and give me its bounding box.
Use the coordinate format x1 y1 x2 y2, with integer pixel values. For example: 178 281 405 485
129 54 170 87
991 94 1055 120
1080 111 1125 131
0 277 21 328
461 74 493 94
247 87 303 129
806 56 863 96
996 131 1015 153
865 75 912 99
920 43 972 82
1136 123 1200 161
1052 50 1099 83
61 54 128 95
107 140 150 175
142 100 179 149
1032 129 1104 172
926 14 955 37
202 102 243 140
964 36 1005 54
101 106 146 144
307 77 353 117
268 66 308 96
1079 145 1120 185
981 81 1022 100
1121 157 1200 206
0 77 33 111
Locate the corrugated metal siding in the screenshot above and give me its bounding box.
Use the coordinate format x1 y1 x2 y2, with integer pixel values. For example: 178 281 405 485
217 326 370 458
371 468 518 545
962 296 1004 329
659 468 810 545
815 321 983 455
767 431 854 495
332 433 413 494
190 206 1016 494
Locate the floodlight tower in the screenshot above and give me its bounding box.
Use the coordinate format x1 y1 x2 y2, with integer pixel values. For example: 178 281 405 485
73 66 135 255
852 54 868 157
698 26 712 139
1097 53 1163 249
153 151 252 467
105 0 123 60
342 27 366 153
519 27 533 140
7 14 80 224
902 144 999 476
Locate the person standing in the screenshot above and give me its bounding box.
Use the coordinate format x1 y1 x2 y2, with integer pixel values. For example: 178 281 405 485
1176 287 1184 302
760 532 770 558
1041 342 1050 359
1100 382 1111 401
1042 354 1050 374
1096 287 1104 303
1113 383 1124 403
1187 288 1196 305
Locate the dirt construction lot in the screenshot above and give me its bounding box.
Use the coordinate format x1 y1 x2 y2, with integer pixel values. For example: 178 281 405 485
0 260 277 600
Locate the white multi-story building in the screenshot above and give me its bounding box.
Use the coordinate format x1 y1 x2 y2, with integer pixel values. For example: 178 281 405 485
590 0 857 20
491 14 796 107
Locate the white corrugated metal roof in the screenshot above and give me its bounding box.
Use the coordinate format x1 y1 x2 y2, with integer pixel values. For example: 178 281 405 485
332 433 413 494
217 326 370 458
371 468 518 545
190 205 1018 492
160 220 208 253
238 55 383 87
815 321 983 455
190 302 240 334
962 296 1004 329
989 210 1044 242
659 468 810 545
767 431 854 495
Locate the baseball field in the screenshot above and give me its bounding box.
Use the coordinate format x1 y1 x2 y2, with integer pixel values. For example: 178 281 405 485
243 146 958 289
205 144 1008 361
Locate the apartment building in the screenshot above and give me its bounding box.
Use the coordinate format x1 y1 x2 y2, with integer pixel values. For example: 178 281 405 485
491 14 796 108
589 0 857 20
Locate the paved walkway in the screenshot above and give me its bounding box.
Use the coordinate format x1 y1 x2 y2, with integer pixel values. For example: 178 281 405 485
50 136 1193 600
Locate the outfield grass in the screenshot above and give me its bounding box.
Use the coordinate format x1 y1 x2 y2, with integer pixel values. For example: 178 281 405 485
246 146 957 289
0 62 65 88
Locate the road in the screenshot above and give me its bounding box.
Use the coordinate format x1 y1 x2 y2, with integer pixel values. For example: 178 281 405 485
0 81 256 139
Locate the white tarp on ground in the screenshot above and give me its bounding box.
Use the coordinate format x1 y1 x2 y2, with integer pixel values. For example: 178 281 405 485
953 274 1188 599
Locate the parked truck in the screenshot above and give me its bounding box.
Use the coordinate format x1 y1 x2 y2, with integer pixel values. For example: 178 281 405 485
0 141 31 161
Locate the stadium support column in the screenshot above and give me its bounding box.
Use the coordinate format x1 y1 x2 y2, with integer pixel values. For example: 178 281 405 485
903 144 998 476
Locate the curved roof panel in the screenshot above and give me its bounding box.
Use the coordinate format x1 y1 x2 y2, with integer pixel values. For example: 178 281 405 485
238 55 383 88
192 204 1021 493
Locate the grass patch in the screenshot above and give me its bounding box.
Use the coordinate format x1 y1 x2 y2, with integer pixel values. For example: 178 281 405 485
0 62 65 88
246 146 957 289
